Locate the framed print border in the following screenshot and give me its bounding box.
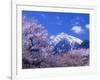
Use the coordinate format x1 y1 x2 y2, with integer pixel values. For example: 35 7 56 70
11 2 97 80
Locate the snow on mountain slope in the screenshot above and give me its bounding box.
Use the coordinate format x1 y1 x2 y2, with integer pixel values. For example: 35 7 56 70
50 32 82 45
49 32 83 54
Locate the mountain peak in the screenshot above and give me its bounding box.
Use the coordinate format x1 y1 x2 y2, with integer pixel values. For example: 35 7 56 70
50 32 82 45
49 33 83 54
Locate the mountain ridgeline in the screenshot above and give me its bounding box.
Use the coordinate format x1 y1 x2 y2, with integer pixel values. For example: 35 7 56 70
49 33 89 54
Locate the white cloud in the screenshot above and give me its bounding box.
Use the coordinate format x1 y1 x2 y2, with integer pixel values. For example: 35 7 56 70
85 24 89 29
56 16 62 26
71 26 84 34
50 35 55 39
71 16 84 26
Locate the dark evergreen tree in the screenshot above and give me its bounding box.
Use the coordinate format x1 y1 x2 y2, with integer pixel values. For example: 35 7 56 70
79 40 89 49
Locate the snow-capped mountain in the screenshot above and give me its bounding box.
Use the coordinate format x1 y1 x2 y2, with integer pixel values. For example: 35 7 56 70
50 32 82 45
49 32 83 54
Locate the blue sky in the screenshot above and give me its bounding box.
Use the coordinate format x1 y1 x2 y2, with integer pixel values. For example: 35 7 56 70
22 11 89 40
